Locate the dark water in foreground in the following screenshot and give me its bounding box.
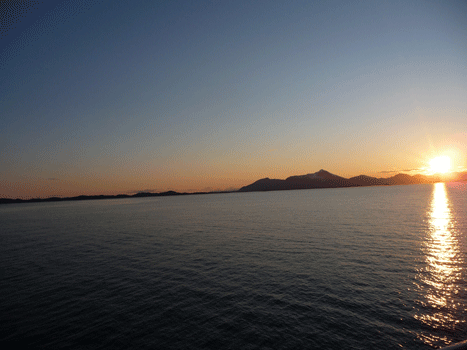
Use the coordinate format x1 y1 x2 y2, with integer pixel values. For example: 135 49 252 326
1 183 466 349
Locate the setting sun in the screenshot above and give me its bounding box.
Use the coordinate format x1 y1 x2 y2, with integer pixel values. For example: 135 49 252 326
429 156 451 174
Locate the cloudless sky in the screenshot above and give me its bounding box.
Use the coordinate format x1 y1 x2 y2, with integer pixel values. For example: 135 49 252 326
1 0 466 198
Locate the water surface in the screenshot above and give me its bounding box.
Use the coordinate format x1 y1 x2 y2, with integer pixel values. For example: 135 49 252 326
1 183 466 349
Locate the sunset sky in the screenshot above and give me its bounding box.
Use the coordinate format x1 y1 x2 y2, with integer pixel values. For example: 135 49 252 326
1 0 466 198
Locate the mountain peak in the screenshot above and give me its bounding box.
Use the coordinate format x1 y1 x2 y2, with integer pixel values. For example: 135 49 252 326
238 169 465 193
302 169 333 179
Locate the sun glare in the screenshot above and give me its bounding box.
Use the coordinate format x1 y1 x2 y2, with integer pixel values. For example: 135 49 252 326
429 156 451 174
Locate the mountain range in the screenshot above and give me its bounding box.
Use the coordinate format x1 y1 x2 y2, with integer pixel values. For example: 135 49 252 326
2 170 467 204
238 169 467 192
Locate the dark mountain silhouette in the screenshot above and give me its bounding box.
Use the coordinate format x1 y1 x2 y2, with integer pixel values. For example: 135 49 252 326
238 169 362 192
236 178 291 192
239 170 467 192
1 171 466 204
348 175 388 186
0 190 234 205
286 169 357 188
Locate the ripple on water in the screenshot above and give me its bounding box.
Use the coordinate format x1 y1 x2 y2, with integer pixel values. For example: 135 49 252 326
0 185 466 349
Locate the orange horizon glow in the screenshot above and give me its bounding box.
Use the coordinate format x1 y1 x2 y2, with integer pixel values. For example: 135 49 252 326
2 162 467 200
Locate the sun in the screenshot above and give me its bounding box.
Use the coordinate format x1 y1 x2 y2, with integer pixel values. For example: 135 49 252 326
429 156 451 174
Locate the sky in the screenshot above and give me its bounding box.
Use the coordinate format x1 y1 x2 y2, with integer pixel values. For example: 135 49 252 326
1 0 466 198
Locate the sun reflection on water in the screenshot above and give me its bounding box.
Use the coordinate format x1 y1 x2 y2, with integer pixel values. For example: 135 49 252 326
415 183 465 346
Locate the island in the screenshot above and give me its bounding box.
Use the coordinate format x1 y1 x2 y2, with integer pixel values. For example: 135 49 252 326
1 169 466 204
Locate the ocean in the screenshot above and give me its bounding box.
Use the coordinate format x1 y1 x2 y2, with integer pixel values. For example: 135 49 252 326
1 183 466 349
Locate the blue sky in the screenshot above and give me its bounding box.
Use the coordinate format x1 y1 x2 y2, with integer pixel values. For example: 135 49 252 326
1 0 466 197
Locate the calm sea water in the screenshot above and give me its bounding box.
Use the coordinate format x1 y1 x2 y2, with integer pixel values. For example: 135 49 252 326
1 183 466 349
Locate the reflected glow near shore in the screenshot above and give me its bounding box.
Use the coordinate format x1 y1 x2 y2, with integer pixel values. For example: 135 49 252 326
415 183 464 346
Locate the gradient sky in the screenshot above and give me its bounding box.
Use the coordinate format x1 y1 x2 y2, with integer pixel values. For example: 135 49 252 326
1 0 466 198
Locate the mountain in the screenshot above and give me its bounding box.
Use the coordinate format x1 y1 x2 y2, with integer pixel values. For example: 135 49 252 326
386 173 422 185
2 171 466 205
236 178 291 192
285 169 357 188
348 175 388 186
239 169 359 192
452 171 467 182
238 169 466 193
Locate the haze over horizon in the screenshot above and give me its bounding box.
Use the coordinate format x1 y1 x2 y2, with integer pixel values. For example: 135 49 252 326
1 0 466 199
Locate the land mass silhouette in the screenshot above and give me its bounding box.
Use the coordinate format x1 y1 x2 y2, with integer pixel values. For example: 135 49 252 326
1 169 467 204
238 169 467 192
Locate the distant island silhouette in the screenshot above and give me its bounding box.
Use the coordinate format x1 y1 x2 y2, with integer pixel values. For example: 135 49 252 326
1 169 466 204
0 190 235 205
238 169 467 192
